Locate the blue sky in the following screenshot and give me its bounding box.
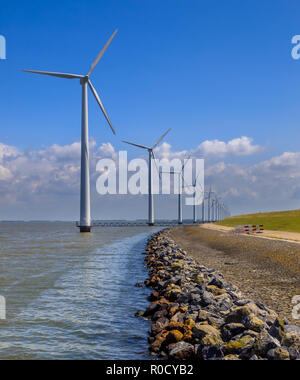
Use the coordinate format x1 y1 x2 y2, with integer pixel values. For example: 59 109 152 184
1 0 299 154
1 0 300 219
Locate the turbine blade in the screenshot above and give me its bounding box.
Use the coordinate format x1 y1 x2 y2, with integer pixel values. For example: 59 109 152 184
152 128 171 149
182 154 192 171
181 174 189 188
152 151 161 180
23 70 83 79
88 80 116 135
194 171 201 186
87 29 118 77
122 141 149 150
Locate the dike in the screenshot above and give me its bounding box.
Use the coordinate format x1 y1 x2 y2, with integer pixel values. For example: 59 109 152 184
139 229 300 360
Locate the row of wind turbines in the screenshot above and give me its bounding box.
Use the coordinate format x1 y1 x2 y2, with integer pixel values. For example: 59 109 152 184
124 129 230 227
23 30 230 232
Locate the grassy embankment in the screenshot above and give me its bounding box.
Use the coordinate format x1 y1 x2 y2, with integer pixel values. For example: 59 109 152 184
217 209 300 233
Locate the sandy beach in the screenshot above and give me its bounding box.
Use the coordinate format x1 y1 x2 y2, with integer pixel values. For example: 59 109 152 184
170 225 300 327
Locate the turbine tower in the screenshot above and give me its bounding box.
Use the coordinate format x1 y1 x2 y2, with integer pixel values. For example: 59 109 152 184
163 157 190 225
122 129 171 226
185 176 202 224
24 30 118 233
167 170 183 224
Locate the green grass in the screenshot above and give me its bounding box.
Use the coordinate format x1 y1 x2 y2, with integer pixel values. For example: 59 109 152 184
217 209 300 233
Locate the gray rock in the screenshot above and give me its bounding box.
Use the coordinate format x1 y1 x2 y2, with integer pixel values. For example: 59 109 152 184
267 347 290 360
206 268 216 273
177 294 190 304
269 318 285 342
285 325 300 334
168 342 195 360
287 347 300 360
222 323 245 341
208 276 225 289
217 298 233 312
190 293 201 305
199 345 224 360
144 302 160 317
234 299 252 307
201 291 215 307
255 331 280 356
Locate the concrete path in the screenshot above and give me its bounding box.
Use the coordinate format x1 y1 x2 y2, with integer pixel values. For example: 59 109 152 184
202 223 300 244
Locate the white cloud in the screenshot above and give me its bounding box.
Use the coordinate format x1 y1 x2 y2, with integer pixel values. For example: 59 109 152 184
194 136 261 157
0 140 115 205
0 136 299 219
97 142 117 160
0 165 12 180
154 137 261 161
203 151 300 214
154 142 188 160
0 142 19 162
40 142 81 161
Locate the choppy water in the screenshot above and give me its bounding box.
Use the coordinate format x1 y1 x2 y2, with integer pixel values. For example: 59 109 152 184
0 222 159 359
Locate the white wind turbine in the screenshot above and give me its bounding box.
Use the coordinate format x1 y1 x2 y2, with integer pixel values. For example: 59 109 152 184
184 174 202 224
163 157 190 225
24 30 118 233
122 129 171 226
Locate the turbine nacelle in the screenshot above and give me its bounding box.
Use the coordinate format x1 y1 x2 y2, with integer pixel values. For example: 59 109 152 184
122 128 171 154
80 76 90 84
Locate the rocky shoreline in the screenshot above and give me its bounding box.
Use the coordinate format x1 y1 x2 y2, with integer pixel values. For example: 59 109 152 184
138 229 300 360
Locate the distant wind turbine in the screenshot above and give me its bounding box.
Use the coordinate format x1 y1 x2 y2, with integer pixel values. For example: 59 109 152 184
185 174 202 224
163 156 190 225
24 30 118 232
122 129 171 226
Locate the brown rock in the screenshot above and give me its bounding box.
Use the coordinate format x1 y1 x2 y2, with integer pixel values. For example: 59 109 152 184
225 305 252 324
150 331 169 353
166 329 184 344
207 285 226 296
192 324 222 343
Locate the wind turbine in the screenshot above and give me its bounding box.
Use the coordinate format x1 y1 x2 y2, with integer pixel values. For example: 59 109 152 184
207 187 216 223
24 30 118 233
122 129 171 226
184 176 203 224
163 157 190 225
211 199 215 222
201 189 210 223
